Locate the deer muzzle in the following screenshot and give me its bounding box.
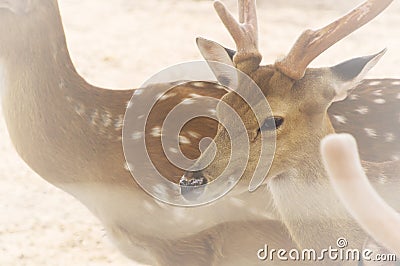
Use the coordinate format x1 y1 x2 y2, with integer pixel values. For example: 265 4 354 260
179 170 208 201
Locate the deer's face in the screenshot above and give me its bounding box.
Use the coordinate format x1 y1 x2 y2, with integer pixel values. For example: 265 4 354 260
178 0 392 200
181 67 334 191
244 67 335 180
180 46 385 200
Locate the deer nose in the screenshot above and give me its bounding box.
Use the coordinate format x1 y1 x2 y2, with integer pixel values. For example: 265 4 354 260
179 170 208 201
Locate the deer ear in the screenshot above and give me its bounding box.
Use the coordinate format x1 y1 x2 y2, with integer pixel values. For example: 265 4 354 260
196 37 238 89
329 49 386 102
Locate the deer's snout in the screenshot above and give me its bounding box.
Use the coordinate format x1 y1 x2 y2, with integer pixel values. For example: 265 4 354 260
179 170 208 201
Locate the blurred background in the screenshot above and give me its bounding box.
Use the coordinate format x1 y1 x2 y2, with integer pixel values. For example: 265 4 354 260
0 0 399 265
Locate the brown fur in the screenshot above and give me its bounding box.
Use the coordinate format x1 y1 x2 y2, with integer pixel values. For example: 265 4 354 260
1 0 399 265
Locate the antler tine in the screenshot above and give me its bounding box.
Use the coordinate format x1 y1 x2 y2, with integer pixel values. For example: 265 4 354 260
214 0 261 74
275 0 394 80
238 0 245 23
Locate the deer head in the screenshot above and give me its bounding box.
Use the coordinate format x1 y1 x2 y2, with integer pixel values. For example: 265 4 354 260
180 0 392 201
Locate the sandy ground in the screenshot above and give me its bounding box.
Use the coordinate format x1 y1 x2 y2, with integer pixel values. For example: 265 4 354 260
1 0 399 265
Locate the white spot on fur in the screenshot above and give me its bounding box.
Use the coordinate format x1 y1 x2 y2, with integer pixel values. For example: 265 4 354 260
114 115 124 130
182 98 195 105
131 131 143 140
102 111 112 127
373 98 386 104
90 109 99 125
155 92 163 100
355 106 369 115
215 85 228 91
134 89 143 96
189 93 202 98
377 173 388 185
349 94 359 100
169 147 178 154
188 131 201 139
74 103 85 116
364 128 377 138
137 114 145 120
179 135 191 144
384 132 395 142
124 162 134 171
372 89 383 96
369 81 381 86
59 79 66 90
208 108 217 115
333 115 347 124
362 166 369 174
159 92 176 101
192 82 206 88
151 127 162 137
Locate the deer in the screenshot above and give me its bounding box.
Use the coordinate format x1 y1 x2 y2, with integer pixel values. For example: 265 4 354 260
181 0 400 262
0 0 398 265
0 1 295 265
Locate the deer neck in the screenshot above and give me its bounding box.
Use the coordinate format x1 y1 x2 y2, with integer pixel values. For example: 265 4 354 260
269 167 364 249
268 117 365 249
0 7 133 186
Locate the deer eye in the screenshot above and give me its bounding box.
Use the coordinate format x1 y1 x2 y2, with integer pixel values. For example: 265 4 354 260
259 117 284 132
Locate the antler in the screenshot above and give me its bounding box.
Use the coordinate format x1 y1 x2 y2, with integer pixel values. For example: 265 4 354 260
275 0 394 80
214 0 262 74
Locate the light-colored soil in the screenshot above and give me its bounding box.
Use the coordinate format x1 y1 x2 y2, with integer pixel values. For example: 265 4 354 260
1 0 399 265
